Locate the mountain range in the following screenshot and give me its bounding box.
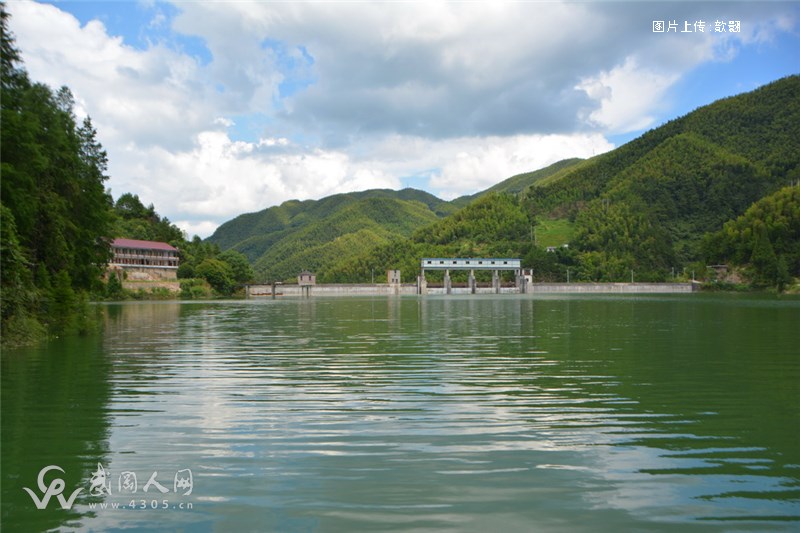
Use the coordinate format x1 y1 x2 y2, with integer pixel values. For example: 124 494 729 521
207 75 800 284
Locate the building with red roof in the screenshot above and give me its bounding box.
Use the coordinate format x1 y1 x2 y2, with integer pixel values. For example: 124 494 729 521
110 238 179 280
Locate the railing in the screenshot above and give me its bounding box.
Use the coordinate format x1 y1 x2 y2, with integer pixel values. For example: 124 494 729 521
420 258 521 271
111 262 178 269
113 252 178 259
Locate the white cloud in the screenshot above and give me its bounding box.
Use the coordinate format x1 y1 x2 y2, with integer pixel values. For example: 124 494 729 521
429 134 614 199
110 127 402 225
174 220 217 239
8 0 215 151
576 57 680 134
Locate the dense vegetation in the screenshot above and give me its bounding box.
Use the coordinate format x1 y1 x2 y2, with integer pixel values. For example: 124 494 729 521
322 193 533 282
1 8 114 345
206 189 454 282
704 186 800 289
521 75 799 282
207 161 586 284
112 192 184 244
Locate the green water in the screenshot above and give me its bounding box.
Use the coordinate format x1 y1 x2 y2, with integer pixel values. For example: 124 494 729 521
2 294 799 532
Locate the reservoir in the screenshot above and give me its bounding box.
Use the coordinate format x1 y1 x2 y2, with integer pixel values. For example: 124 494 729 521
2 294 799 531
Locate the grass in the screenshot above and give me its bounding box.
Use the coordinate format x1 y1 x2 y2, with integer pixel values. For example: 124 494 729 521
535 218 575 249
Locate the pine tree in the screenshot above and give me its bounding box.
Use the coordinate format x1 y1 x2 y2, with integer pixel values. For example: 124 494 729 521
750 223 778 286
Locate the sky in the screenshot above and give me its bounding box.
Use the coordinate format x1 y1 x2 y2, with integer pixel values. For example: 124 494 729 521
5 1 800 238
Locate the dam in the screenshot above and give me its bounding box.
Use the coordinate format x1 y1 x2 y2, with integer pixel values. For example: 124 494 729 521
244 258 695 297
244 281 696 297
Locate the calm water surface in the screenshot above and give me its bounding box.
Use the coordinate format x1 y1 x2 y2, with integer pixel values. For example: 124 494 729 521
2 294 799 532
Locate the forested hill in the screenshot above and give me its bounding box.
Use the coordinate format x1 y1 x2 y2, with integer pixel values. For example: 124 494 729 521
206 188 457 281
704 186 800 289
526 75 800 217
206 75 798 286
520 74 800 279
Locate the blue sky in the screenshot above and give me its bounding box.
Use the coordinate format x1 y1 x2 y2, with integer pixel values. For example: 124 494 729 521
7 1 800 237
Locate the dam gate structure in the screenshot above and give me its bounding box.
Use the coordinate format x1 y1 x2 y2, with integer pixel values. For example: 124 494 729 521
417 258 525 295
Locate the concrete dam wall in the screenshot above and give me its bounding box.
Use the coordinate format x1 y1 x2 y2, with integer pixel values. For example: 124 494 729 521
530 282 695 294
245 282 696 297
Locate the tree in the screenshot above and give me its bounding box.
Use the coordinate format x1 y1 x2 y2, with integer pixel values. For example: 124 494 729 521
106 271 124 299
219 250 254 284
177 236 221 279
115 193 149 220
0 206 36 324
775 255 791 293
48 270 77 335
703 185 800 284
112 192 184 243
1 6 114 344
195 258 235 295
572 200 674 280
749 223 777 286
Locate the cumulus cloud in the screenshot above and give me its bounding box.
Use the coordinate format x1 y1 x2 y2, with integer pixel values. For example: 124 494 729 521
6 0 798 237
7 1 216 152
429 134 614 199
108 127 402 223
576 58 680 134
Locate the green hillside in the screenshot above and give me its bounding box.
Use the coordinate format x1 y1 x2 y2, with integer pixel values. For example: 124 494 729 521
520 75 800 281
704 185 800 288
323 193 531 282
526 76 799 217
326 75 800 286
208 188 454 253
207 189 452 281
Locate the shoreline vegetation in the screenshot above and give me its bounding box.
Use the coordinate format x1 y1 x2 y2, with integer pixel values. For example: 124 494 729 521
1 7 798 349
